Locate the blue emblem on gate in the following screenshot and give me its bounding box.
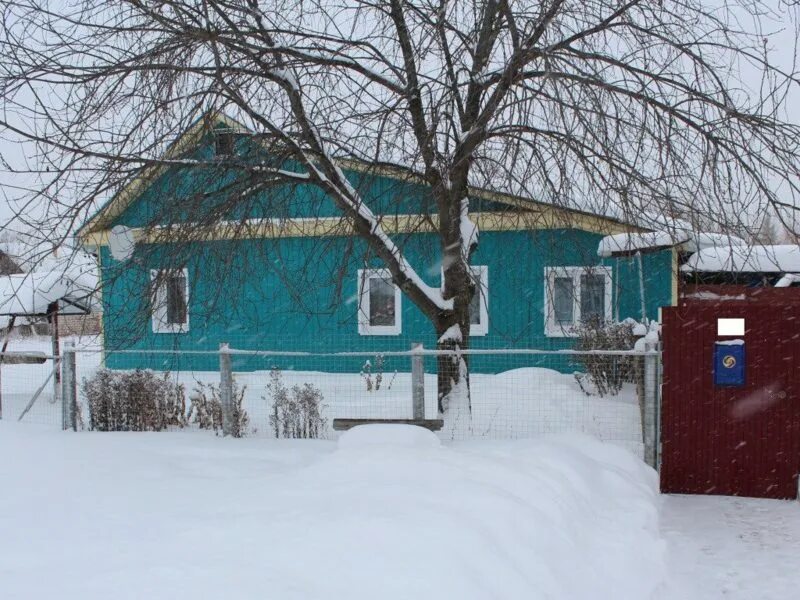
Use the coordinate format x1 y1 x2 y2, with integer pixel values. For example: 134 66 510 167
713 341 745 387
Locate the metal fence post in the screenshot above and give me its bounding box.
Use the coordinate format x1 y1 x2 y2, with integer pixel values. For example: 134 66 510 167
643 341 659 469
61 342 77 431
411 343 424 420
219 342 233 436
655 346 663 470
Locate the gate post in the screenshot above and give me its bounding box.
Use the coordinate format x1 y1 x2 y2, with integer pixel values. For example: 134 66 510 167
61 342 77 431
411 343 424 420
643 341 659 469
219 343 234 436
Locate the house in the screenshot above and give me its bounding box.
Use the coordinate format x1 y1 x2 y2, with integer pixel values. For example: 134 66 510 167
76 115 677 374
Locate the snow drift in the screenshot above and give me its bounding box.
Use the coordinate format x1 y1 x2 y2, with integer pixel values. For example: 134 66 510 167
0 423 666 599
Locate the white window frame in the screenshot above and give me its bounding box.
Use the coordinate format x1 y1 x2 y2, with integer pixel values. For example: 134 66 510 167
357 268 402 336
544 266 612 337
447 265 488 336
150 268 190 334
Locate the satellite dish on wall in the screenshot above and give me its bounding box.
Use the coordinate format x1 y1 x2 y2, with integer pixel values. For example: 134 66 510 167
108 225 135 261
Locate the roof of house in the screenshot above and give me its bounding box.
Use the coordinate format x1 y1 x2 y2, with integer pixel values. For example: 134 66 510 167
0 251 22 276
682 244 800 274
598 231 747 257
0 251 98 316
76 113 650 244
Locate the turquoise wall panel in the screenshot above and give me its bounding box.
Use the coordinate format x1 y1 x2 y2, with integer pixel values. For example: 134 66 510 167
109 135 511 230
100 229 673 374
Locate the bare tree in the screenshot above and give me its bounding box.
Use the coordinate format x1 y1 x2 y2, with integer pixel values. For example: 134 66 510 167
1 0 799 412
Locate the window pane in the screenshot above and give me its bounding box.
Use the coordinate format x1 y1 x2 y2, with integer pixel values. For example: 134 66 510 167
553 277 574 324
580 274 606 322
166 273 187 324
369 276 395 326
215 132 234 156
469 270 482 325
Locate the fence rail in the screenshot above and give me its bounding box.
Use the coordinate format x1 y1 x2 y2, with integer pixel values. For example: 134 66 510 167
4 340 662 467
94 347 661 357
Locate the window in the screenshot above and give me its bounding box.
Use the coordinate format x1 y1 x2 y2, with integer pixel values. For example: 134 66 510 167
151 269 189 333
357 269 401 335
468 266 489 336
214 130 235 156
439 265 489 336
544 266 612 336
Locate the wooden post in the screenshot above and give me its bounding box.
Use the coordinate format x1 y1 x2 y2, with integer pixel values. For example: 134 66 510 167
61 342 77 431
219 342 233 436
49 305 61 404
411 343 424 420
643 340 659 469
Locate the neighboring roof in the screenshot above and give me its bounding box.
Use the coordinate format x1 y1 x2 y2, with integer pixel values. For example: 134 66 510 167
0 251 22 275
598 231 747 257
0 251 98 316
76 112 648 243
682 245 800 274
775 273 800 287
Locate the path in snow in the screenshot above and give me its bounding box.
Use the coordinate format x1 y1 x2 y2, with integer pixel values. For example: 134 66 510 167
659 494 800 599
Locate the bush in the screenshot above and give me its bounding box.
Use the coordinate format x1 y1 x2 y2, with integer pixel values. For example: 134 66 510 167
188 380 250 437
572 318 639 397
360 354 397 392
83 369 186 432
267 368 327 439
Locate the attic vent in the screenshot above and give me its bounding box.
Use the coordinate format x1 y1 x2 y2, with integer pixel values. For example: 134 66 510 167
214 130 235 157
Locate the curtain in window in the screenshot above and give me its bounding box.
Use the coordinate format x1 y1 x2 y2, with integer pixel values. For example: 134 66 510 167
580 274 606 321
368 276 395 326
553 277 574 324
166 273 187 325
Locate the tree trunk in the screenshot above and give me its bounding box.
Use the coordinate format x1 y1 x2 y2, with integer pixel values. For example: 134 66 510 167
436 317 472 439
436 258 473 415
436 326 470 413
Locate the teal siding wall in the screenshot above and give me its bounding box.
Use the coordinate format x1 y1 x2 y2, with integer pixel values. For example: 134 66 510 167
110 137 510 229
94 129 673 374
100 228 673 374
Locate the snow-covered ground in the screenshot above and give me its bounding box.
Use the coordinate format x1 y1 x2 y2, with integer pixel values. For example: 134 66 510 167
0 423 665 599
2 422 798 599
230 366 643 451
658 495 800 599
1 337 643 454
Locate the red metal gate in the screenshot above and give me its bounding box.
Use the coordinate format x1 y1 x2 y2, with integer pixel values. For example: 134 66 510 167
661 300 800 499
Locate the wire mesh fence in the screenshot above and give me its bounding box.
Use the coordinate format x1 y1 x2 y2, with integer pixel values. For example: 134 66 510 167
57 344 661 461
0 335 102 428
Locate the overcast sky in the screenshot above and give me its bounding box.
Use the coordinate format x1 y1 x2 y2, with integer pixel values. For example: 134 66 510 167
0 0 798 242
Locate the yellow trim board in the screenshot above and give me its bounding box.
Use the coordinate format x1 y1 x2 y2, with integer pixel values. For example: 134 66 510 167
77 112 646 243
82 211 636 247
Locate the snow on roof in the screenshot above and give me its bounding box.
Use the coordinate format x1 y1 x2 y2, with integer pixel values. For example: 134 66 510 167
598 231 747 257
598 232 685 257
775 273 800 287
681 244 800 273
0 251 98 315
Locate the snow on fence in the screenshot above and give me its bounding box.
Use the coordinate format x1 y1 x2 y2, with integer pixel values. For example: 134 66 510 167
44 344 662 464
